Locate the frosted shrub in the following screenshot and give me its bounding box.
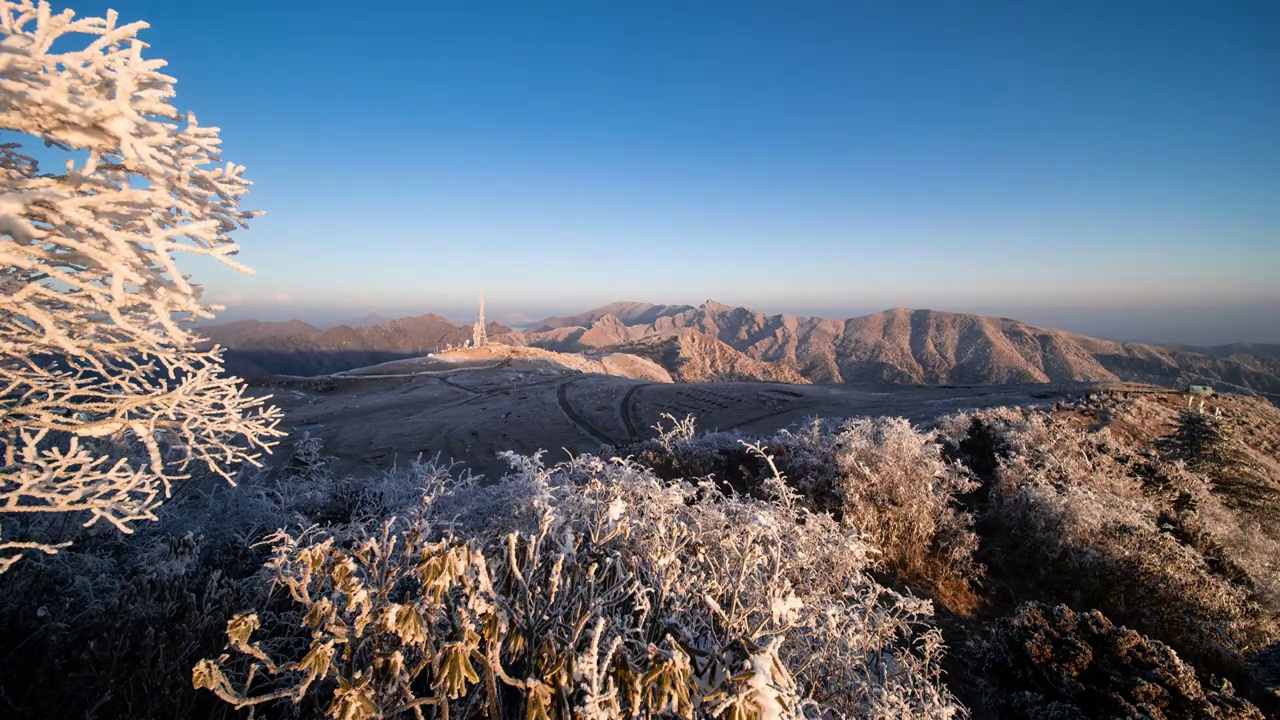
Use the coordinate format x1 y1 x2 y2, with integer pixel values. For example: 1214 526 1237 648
284 434 333 484
654 412 699 449
625 417 981 614
963 409 1280 691
195 452 966 719
784 418 980 614
995 477 1263 672
635 414 753 490
1145 460 1280 609
0 0 282 571
0 440 372 719
1157 401 1280 547
0 464 303 718
981 602 1264 719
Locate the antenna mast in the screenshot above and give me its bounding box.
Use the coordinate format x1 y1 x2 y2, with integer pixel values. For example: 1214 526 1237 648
472 289 488 348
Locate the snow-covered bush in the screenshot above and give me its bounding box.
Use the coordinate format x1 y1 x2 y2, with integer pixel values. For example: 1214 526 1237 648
4 395 1277 718
954 408 1280 695
1144 460 1280 610
0 466 299 718
0 0 282 571
624 416 982 614
1155 400 1280 552
195 451 966 719
780 418 980 614
0 437 386 719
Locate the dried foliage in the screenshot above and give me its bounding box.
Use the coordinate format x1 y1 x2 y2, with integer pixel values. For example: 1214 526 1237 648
0 0 282 570
0 472 278 718
981 602 1264 720
625 415 982 614
942 399 1280 710
0 439 446 719
195 452 965 719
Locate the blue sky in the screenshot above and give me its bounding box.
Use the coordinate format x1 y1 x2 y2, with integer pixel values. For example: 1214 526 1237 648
69 0 1279 341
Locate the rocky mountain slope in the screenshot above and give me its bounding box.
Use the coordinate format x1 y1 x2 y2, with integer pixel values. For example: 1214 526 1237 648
516 301 1280 399
496 314 644 351
610 329 810 384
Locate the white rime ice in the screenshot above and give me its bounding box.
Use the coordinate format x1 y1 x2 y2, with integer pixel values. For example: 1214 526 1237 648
0 1 282 572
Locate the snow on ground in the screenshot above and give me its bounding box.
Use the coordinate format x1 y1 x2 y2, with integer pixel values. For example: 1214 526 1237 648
336 344 673 383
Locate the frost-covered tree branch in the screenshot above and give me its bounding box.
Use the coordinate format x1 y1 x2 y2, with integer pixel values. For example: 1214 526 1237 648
0 0 283 571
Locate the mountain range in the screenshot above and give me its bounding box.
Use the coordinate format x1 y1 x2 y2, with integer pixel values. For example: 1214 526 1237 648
199 314 513 378
199 300 1280 401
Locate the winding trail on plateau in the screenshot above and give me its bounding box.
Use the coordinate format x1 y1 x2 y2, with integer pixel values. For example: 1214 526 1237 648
423 372 583 413
434 375 482 395
620 383 653 442
555 378 616 446
332 359 512 380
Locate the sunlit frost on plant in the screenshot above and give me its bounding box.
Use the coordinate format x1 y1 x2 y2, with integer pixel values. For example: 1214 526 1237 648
196 451 966 719
0 0 282 571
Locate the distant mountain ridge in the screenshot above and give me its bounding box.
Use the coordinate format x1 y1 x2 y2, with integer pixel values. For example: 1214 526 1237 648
525 301 694 333
200 315 511 378
199 301 1280 401
505 301 1280 399
334 313 392 328
1164 343 1280 360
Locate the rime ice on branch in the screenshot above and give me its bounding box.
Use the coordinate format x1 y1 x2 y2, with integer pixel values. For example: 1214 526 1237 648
0 0 282 572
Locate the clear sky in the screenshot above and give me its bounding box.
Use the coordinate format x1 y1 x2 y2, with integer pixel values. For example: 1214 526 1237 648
73 0 1279 342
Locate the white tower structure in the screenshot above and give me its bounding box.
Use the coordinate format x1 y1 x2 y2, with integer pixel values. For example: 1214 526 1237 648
472 290 488 348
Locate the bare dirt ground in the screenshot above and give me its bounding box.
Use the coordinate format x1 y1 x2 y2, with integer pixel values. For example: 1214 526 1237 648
258 359 1101 480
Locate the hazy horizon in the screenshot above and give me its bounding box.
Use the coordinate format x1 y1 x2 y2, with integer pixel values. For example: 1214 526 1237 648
78 0 1277 344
